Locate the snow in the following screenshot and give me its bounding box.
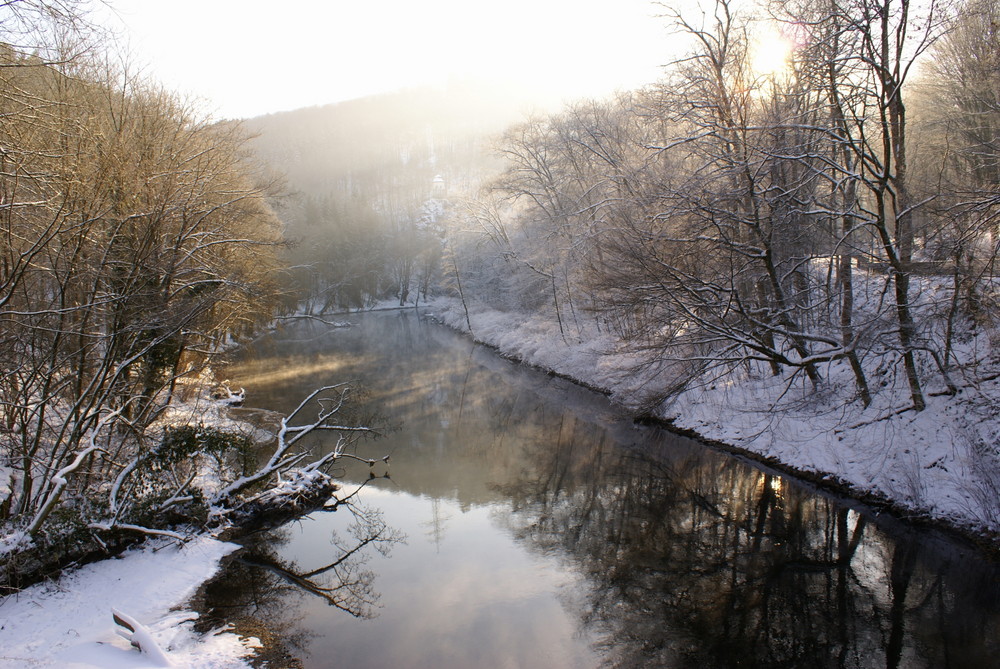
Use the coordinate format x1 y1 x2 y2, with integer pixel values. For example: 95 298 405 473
250 467 333 506
0 466 15 554
0 535 252 668
0 530 28 556
157 372 272 441
422 295 1000 539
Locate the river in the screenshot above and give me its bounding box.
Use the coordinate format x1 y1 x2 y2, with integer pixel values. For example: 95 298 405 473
204 309 999 668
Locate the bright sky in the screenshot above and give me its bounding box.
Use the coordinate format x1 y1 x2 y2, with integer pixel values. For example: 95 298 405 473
98 0 675 120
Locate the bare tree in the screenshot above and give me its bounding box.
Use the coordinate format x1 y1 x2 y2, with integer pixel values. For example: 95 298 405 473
787 0 948 410
593 0 842 395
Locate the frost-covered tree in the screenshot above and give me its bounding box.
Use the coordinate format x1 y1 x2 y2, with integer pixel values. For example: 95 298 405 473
910 0 1000 353
457 0 971 414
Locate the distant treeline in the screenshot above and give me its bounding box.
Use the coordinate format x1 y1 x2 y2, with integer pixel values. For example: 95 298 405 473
244 81 537 312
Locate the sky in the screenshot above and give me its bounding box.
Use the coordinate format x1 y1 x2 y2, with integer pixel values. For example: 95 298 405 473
97 0 676 120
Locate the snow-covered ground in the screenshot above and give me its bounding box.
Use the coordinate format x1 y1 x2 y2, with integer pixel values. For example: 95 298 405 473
0 536 254 668
423 295 1000 542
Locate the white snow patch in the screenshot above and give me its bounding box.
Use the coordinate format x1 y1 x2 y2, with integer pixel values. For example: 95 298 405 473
0 536 254 669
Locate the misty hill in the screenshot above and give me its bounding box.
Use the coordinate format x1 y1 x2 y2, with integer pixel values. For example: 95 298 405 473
242 80 550 312
244 79 548 200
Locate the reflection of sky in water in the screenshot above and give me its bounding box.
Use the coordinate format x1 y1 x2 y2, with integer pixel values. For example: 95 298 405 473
277 486 600 669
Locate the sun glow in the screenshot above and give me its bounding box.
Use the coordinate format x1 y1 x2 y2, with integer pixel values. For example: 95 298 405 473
750 29 793 78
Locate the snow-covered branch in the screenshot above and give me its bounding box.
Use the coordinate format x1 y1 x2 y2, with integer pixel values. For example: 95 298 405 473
212 384 381 507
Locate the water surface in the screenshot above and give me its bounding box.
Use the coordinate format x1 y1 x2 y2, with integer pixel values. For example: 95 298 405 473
205 310 1000 668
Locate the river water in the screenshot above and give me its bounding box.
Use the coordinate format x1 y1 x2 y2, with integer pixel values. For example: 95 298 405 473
205 310 999 668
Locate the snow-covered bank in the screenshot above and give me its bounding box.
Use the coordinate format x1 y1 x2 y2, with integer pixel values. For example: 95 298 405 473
0 373 354 668
422 296 1000 546
0 536 253 668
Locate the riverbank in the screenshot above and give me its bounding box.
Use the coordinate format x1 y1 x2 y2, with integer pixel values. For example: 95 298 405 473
421 296 1000 550
0 536 255 668
0 377 340 668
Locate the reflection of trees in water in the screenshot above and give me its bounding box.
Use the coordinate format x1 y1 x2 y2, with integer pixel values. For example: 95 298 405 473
197 497 405 661
240 504 404 619
495 427 1000 668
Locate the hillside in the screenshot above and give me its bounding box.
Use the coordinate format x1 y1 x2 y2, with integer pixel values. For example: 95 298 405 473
243 79 550 198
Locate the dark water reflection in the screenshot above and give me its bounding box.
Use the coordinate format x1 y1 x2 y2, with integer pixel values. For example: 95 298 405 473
206 310 1000 668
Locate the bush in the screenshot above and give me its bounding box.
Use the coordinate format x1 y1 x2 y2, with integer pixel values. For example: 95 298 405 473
116 424 257 527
